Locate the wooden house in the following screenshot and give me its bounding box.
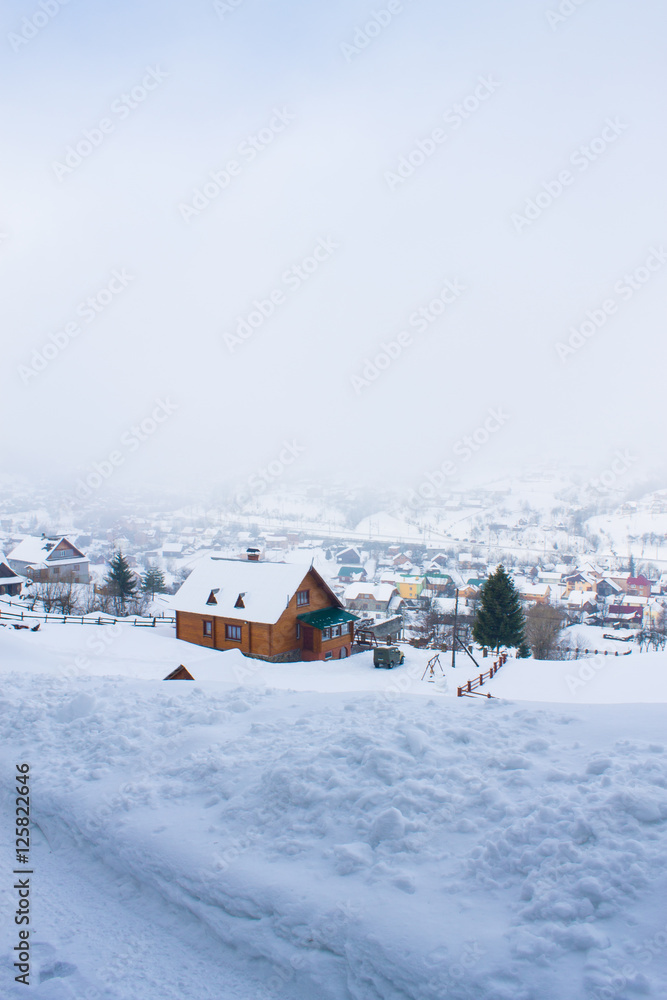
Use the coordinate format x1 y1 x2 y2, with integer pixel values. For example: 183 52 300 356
0 555 23 596
172 550 358 662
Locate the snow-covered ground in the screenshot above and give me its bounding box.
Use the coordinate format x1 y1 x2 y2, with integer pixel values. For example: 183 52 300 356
2 625 667 999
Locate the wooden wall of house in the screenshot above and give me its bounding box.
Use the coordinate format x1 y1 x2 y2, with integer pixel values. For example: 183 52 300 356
271 569 339 654
176 611 216 648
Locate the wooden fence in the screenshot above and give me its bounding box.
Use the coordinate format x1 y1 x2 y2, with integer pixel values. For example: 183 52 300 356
457 653 507 698
0 607 175 627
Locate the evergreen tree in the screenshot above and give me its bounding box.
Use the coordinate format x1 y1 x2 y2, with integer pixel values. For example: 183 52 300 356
142 567 166 599
472 565 526 653
105 551 137 613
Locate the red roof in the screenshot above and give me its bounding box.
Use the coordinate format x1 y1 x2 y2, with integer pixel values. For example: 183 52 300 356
627 576 650 587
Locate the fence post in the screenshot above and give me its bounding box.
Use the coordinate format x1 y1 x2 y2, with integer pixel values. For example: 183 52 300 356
467 680 471 693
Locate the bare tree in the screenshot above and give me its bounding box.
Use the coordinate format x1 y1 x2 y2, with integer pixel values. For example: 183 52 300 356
525 603 567 660
34 581 66 613
53 581 80 615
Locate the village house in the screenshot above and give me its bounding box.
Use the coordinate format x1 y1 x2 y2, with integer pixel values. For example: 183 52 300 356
606 603 644 628
596 577 623 599
337 565 367 584
395 573 425 600
423 572 454 596
565 590 598 616
0 554 23 596
562 572 597 597
7 535 90 583
519 582 551 605
458 584 480 604
626 575 651 599
172 550 358 662
343 583 402 616
336 546 362 565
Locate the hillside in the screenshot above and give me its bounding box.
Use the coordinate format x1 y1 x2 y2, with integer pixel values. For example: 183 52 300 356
2 627 666 999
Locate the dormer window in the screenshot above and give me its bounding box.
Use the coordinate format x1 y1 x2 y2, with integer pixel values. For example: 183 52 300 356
206 588 219 605
234 592 245 609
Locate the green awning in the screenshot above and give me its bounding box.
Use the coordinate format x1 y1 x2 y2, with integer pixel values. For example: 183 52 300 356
297 608 359 630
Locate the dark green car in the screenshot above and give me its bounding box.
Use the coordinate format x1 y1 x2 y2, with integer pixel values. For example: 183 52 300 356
373 646 405 669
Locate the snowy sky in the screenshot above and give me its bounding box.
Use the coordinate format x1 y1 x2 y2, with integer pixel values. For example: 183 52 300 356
2 0 666 496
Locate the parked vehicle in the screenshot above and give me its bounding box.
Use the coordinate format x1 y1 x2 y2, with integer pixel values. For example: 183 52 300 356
373 646 405 669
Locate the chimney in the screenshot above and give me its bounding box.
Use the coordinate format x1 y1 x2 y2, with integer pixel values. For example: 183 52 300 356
246 548 260 561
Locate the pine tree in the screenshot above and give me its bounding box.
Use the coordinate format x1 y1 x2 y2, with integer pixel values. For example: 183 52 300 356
472 565 526 653
142 568 166 599
105 551 137 613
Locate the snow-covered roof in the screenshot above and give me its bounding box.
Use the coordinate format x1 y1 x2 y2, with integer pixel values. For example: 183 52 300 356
171 556 316 623
567 590 596 607
0 553 22 581
343 583 396 602
7 535 85 566
520 583 550 597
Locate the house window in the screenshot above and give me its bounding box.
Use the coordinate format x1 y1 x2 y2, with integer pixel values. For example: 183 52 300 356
322 627 331 640
225 624 242 641
296 589 310 607
324 650 333 660
332 625 341 638
203 620 212 637
296 622 301 639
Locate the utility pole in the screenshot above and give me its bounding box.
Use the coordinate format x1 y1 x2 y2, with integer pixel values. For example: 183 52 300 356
451 588 459 669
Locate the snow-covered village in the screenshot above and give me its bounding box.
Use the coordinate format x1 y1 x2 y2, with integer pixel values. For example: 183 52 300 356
2 470 667 999
3 1 667 998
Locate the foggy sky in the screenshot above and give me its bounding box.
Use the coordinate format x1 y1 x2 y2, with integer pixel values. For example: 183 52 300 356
2 0 666 500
